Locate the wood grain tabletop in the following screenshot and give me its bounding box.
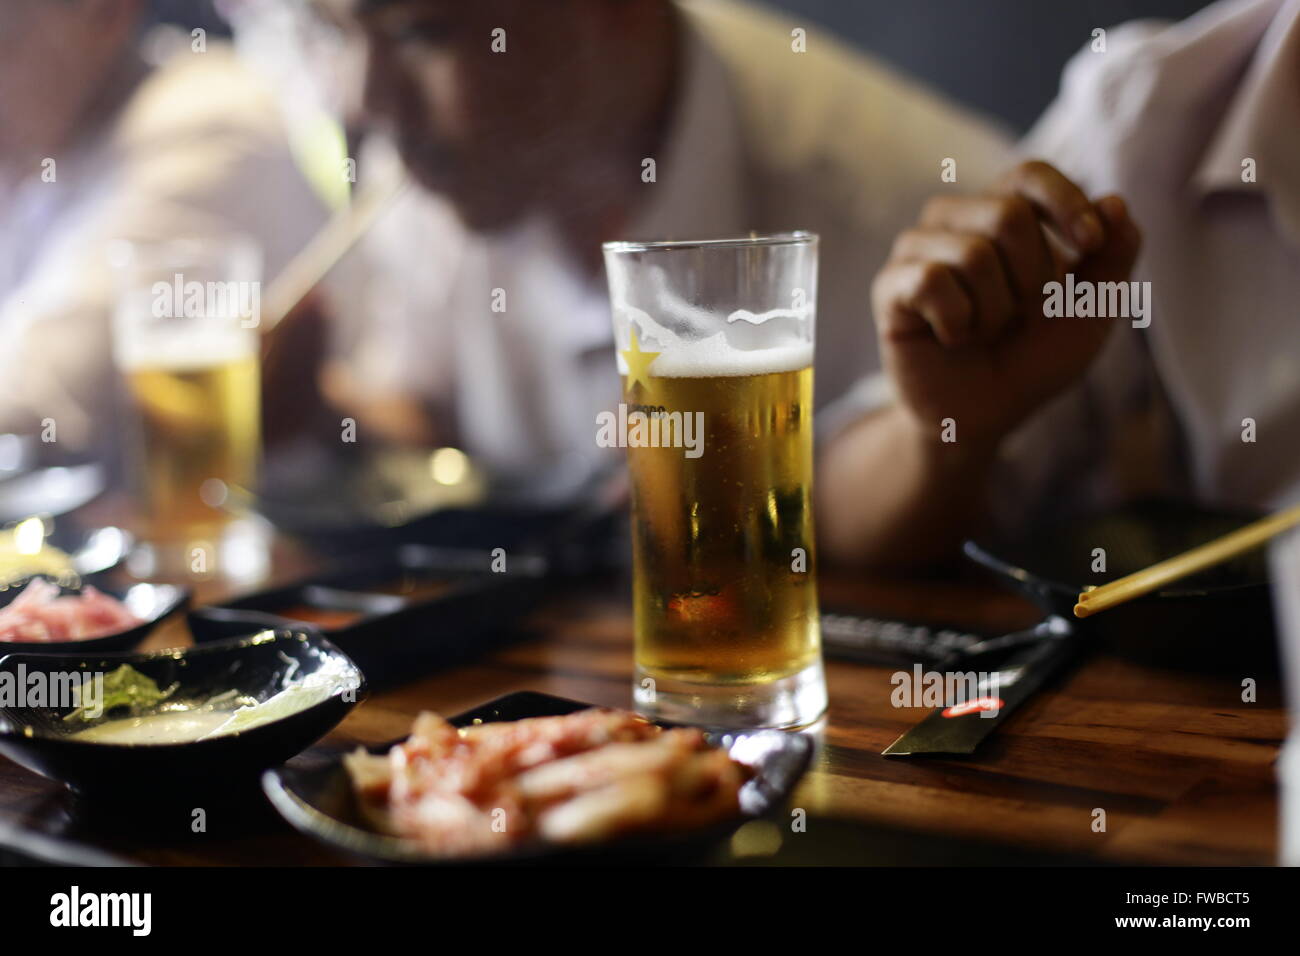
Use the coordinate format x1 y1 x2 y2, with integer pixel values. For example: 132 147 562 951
0 520 1285 866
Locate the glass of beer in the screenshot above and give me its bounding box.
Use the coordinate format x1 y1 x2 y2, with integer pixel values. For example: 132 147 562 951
111 237 263 577
601 232 826 729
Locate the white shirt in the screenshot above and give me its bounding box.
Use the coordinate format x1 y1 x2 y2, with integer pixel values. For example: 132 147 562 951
0 44 327 450
329 0 1011 494
1272 531 1300 864
993 0 1300 531
1002 0 1300 866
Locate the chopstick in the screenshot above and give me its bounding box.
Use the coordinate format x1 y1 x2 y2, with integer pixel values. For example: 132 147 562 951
259 171 407 334
1073 502 1300 618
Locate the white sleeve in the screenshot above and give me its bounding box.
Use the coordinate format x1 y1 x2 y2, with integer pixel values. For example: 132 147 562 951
1272 529 1300 865
983 20 1181 535
1019 19 1172 177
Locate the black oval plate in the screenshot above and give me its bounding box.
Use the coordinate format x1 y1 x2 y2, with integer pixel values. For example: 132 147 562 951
263 691 814 865
0 629 365 796
0 576 190 654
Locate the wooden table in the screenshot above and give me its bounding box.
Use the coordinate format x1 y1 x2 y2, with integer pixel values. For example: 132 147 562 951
0 525 1286 866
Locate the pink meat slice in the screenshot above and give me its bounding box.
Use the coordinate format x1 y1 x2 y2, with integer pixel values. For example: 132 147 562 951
0 579 142 642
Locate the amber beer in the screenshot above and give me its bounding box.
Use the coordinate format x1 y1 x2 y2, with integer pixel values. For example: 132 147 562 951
121 341 260 538
604 231 825 728
627 359 819 686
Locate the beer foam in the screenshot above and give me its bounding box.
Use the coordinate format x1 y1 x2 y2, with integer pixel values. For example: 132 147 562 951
726 305 813 325
640 331 813 379
116 328 255 373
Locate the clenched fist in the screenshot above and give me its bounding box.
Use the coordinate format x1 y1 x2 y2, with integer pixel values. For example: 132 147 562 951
871 160 1142 450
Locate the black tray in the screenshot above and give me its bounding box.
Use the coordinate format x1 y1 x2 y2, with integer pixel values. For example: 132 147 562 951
187 544 549 687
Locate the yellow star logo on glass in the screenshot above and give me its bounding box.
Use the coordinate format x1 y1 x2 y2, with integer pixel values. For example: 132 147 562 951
620 328 661 396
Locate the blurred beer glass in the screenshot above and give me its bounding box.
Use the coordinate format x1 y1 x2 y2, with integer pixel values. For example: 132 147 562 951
111 237 263 577
602 233 826 729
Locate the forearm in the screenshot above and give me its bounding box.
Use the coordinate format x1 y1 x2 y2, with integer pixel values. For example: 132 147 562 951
815 404 999 570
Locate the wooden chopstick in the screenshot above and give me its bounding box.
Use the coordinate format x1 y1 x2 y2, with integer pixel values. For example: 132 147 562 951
1073 502 1300 618
259 171 407 334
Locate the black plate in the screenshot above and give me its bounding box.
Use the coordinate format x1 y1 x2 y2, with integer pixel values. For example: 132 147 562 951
235 445 609 551
0 575 189 654
965 500 1276 668
236 447 629 587
263 691 814 865
0 462 106 524
0 629 365 796
187 545 549 687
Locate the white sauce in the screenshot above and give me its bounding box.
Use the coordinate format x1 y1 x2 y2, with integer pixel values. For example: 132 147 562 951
70 670 347 746
73 710 235 745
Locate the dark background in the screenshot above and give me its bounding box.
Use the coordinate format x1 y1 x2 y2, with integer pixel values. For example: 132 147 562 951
763 0 1215 130
158 0 1217 132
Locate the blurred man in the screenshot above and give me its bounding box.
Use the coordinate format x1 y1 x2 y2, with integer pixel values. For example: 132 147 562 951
0 0 326 451
820 0 1300 568
305 0 1011 495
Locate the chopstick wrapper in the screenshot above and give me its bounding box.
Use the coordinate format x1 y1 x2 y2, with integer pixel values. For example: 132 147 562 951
882 617 1081 756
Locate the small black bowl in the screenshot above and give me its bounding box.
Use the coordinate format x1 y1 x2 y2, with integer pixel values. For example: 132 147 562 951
0 629 365 797
263 691 814 865
0 576 189 654
965 500 1276 669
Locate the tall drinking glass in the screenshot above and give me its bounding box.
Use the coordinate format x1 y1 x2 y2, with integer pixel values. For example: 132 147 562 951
602 232 826 729
111 237 263 577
